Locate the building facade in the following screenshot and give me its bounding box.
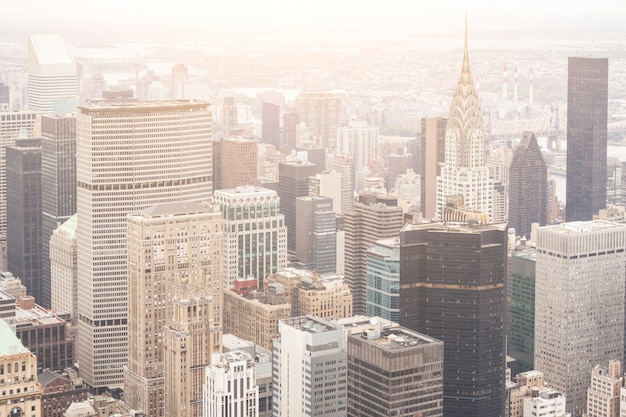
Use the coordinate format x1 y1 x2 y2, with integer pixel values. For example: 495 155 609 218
336 120 379 175
294 92 342 151
420 117 446 218
365 238 400 323
49 215 78 322
221 137 258 189
295 196 336 274
587 361 622 417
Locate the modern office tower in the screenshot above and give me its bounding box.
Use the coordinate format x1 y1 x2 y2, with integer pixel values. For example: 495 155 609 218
272 316 348 417
331 155 355 212
535 221 626 417
27 34 77 114
204 351 259 417
214 186 287 289
509 131 547 239
336 120 379 174
566 57 609 222
297 145 326 174
295 196 336 273
222 96 238 136
395 169 420 209
607 158 623 206
283 109 299 152
223 281 291 350
124 202 222 417
294 273 352 320
221 137 258 189
436 26 493 220
309 171 342 214
523 388 569 417
49 214 77 322
7 138 42 302
399 221 507 417
277 161 317 253
41 114 76 308
509 242 537 373
365 238 400 323
346 323 444 417
0 319 42 417
344 192 403 315
76 100 213 390
0 110 38 271
170 64 187 100
15 295 74 372
586 361 622 417
507 370 546 417
262 102 280 148
295 92 342 150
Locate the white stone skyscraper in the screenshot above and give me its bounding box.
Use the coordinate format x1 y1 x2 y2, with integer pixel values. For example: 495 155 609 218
436 21 493 220
76 100 213 389
535 221 626 417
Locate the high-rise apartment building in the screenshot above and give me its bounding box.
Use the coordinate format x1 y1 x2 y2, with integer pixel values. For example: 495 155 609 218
7 138 42 302
214 186 287 289
49 214 77 322
346 322 444 417
509 131 547 239
76 100 213 389
535 221 626 417
272 316 348 417
586 360 622 417
221 137 258 189
277 161 317 253
124 202 222 417
41 114 76 308
331 155 355 213
420 117 446 218
262 102 280 148
365 238 400 323
294 92 342 150
436 25 493 220
566 58 609 222
399 221 507 417
295 196 336 273
344 192 403 315
27 34 77 114
336 120 379 174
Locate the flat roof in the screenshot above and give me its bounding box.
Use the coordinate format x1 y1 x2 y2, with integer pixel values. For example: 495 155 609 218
352 327 442 352
0 320 29 356
78 99 209 114
282 315 338 334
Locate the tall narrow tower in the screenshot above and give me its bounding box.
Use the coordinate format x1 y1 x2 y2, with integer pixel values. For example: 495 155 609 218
436 19 493 220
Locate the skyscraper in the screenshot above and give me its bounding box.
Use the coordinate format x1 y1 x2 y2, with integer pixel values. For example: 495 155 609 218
331 155 355 213
124 202 222 417
436 23 493 220
170 64 188 100
282 109 299 152
49 214 77 323
566 57 608 222
278 161 317 253
294 92 342 150
535 221 626 417
7 138 42 303
509 131 547 239
76 100 213 389
365 238 400 323
220 136 258 189
27 34 77 114
41 114 76 308
336 120 379 174
400 221 507 417
262 102 280 148
295 196 336 273
222 96 238 136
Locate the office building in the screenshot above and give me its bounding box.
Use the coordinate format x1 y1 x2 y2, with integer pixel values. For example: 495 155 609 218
294 92 342 150
203 351 259 417
171 64 187 100
386 151 412 190
507 370 546 417
509 131 547 239
308 171 342 214
278 161 317 253
365 238 400 323
0 319 42 417
7 138 42 302
41 114 76 308
566 58 609 222
436 25 493 220
331 155 355 212
39 369 89 417
346 323 444 417
214 186 287 289
262 102 280 148
586 361 622 417
124 202 222 417
294 273 352 320
394 169 420 210
295 196 336 273
535 221 626 417
272 316 347 417
76 100 213 389
221 136 258 189
222 97 238 136
607 158 622 206
399 221 507 417
49 215 77 322
282 109 299 152
27 34 77 114
297 145 326 174
336 120 378 174
523 388 569 417
421 117 446 218
344 192 403 315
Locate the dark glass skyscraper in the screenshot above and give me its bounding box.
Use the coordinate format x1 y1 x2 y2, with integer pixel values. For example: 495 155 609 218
509 131 547 239
400 221 507 417
566 57 608 222
278 161 317 253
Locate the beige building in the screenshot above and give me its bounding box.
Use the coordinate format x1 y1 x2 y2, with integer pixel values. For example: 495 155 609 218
507 370 546 417
420 117 446 218
587 361 622 417
0 319 42 417
221 137 258 189
124 202 223 417
223 283 291 351
49 214 77 323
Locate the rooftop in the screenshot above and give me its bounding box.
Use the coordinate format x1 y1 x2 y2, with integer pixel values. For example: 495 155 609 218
282 315 338 334
0 320 29 356
136 201 216 217
29 34 74 66
352 326 441 352
548 220 626 234
214 186 278 199
78 100 209 113
16 302 66 326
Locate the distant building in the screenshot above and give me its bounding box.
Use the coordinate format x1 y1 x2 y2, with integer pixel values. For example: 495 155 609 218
420 117 446 218
262 102 280 148
278 161 317 253
386 151 412 190
222 97 238 135
586 360 622 417
294 92 342 150
282 109 299 152
331 155 355 212
336 120 379 175
221 137 258 189
295 196 336 273
296 145 326 174
170 64 187 100
394 169 420 210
